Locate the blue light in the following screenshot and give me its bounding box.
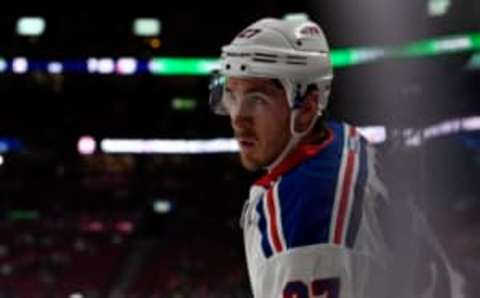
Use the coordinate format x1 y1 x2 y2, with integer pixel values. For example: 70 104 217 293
0 138 24 153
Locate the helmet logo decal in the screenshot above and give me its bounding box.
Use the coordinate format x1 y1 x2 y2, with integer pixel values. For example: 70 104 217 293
300 26 321 36
237 28 262 39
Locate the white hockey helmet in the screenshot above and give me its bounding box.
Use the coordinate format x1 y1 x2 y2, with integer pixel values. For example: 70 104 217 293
209 17 333 116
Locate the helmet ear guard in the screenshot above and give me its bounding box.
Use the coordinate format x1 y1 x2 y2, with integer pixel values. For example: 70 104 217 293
280 79 330 116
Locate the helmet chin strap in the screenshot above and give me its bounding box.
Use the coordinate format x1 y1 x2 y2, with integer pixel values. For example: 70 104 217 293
265 78 321 172
266 109 318 172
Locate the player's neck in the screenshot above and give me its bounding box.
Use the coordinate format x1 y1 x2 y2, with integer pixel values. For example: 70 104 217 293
299 128 328 146
265 128 329 174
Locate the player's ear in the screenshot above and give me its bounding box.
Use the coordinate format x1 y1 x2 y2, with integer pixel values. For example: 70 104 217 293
295 89 319 133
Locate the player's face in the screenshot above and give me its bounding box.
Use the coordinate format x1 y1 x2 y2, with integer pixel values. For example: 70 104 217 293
225 77 291 171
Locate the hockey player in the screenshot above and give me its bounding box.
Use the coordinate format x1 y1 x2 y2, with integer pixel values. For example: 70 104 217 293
209 17 389 298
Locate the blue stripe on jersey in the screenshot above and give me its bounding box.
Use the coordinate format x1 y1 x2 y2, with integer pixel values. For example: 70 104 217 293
346 137 369 248
278 122 346 249
256 195 273 258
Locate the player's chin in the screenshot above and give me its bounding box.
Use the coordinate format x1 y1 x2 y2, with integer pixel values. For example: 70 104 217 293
239 152 264 171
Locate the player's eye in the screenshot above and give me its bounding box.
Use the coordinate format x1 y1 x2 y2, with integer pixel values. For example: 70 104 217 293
249 93 269 105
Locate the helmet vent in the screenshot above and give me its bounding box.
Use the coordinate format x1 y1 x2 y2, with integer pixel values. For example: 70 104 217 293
225 52 252 58
286 55 307 65
252 58 277 63
252 52 278 63
286 61 307 65
286 55 306 60
254 52 277 58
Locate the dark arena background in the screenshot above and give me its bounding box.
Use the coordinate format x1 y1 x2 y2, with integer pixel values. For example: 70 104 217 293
0 2 479 297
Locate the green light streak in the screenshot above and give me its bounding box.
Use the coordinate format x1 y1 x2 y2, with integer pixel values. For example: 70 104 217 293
149 58 219 75
149 33 478 74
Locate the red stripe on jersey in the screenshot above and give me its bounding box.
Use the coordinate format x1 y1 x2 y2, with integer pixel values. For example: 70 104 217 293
255 128 334 188
266 187 284 253
334 126 357 245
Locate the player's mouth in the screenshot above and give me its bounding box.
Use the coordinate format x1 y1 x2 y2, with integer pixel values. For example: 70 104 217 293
237 138 257 153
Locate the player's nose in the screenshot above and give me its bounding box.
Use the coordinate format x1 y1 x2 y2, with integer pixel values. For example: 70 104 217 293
230 99 254 129
231 108 253 131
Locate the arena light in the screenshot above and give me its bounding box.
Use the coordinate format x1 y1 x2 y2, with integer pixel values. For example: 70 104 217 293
87 57 98 73
434 36 472 53
0 138 23 153
466 52 480 70
133 18 161 37
8 210 40 221
461 116 480 131
77 136 96 155
357 126 387 144
332 33 480 67
153 200 172 214
354 48 387 63
12 57 28 74
115 221 134 233
422 119 461 140
47 61 63 74
101 138 239 154
88 221 104 233
283 13 310 21
116 57 138 75
69 292 84 298
0 58 7 73
171 97 197 111
149 58 219 75
147 34 480 72
330 49 356 68
401 34 480 57
99 127 389 154
98 58 115 74
149 38 161 49
0 155 4 166
16 17 46 36
0 32 476 76
330 48 387 67
428 0 450 17
405 116 480 147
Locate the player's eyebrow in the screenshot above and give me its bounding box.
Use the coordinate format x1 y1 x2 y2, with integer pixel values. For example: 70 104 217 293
248 85 273 93
226 84 273 95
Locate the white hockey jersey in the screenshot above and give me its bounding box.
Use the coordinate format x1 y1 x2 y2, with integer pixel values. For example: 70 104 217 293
240 122 389 298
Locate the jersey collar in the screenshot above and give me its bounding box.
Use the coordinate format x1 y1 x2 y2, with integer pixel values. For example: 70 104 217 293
254 128 334 188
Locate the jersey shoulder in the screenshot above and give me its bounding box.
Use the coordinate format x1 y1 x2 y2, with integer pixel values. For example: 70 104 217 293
277 122 371 250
